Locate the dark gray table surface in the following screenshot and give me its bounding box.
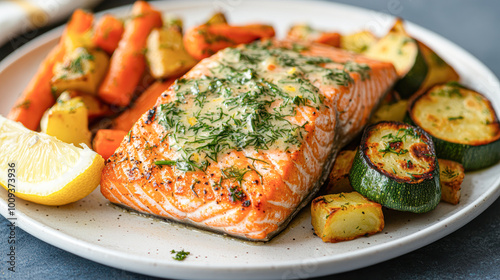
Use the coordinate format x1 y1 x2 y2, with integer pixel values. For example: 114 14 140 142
1 1 499 279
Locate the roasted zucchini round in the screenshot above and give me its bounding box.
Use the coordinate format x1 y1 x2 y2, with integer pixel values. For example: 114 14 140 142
349 121 440 213
406 82 500 170
364 19 428 99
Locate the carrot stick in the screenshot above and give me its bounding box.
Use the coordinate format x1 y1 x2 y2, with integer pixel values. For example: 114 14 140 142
67 9 94 34
63 9 94 51
184 23 275 60
7 45 64 130
98 1 162 107
112 77 176 131
7 9 94 130
93 129 128 160
92 14 125 54
316 32 341 48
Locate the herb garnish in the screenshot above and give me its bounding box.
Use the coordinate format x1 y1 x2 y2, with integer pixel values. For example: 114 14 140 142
154 41 369 172
442 166 458 179
379 143 408 156
64 50 94 75
382 127 419 143
171 249 190 261
448 116 464 121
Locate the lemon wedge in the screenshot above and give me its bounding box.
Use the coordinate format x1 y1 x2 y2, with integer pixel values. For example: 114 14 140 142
0 116 104 206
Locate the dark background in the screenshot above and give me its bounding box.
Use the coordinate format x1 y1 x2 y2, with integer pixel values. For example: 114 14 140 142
1 0 499 279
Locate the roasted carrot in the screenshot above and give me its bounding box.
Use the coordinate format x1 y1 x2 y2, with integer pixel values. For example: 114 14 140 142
67 9 94 34
92 14 125 54
63 9 94 51
7 9 94 130
93 129 128 160
113 77 176 131
98 1 162 107
7 45 64 130
184 23 275 60
316 32 341 48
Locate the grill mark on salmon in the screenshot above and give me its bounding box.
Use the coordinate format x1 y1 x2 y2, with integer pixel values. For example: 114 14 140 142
100 40 397 241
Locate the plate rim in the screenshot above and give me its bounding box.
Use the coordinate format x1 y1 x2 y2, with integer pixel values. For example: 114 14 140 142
1 0 500 279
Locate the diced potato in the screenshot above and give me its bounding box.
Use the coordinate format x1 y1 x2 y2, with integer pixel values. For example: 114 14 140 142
438 159 464 205
287 24 341 47
80 95 112 121
163 14 184 32
370 99 408 123
51 47 109 95
324 150 356 194
311 192 384 243
66 90 112 121
63 28 94 53
40 92 91 148
206 12 228 25
146 26 198 79
287 24 317 42
340 30 378 53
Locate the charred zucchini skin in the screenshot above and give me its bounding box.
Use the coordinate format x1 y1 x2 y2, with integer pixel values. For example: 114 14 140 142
404 114 500 171
349 122 441 213
395 45 429 99
405 84 500 171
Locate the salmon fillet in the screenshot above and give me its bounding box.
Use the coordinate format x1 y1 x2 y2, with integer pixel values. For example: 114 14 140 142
100 40 397 241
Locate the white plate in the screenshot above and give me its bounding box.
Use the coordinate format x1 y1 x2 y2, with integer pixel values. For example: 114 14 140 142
1 1 500 279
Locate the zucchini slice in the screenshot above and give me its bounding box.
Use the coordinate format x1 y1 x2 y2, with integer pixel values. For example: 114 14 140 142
364 19 428 99
349 121 440 213
416 42 460 95
406 82 500 170
370 99 409 123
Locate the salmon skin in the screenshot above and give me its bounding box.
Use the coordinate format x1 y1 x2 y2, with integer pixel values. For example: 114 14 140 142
100 40 397 241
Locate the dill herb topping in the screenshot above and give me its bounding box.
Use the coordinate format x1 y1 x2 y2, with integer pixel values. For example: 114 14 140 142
379 128 420 157
379 143 408 157
171 249 190 261
64 50 94 75
442 166 458 179
381 127 419 143
156 41 369 172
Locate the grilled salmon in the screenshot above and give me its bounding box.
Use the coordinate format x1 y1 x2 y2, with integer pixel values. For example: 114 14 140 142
100 40 398 241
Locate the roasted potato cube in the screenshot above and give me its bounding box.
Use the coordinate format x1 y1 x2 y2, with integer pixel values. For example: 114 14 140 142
163 14 184 31
206 12 228 25
311 192 384 243
370 99 408 123
146 26 198 79
340 30 378 53
324 150 356 194
65 90 112 121
287 24 341 47
40 92 91 148
51 47 109 95
438 159 464 204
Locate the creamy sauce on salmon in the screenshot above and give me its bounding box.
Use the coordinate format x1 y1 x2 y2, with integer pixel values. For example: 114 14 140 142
154 41 370 172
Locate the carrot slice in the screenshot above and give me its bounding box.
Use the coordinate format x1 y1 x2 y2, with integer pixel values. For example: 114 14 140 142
98 1 162 107
92 14 125 54
93 129 128 160
316 32 341 48
112 77 176 131
184 23 275 60
7 9 94 130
